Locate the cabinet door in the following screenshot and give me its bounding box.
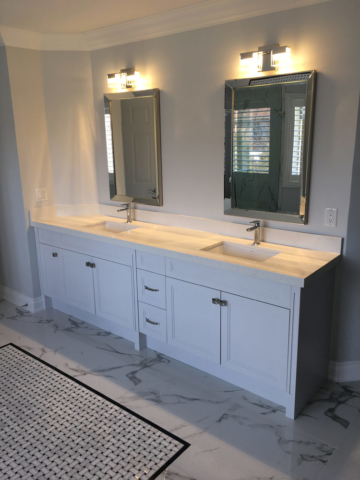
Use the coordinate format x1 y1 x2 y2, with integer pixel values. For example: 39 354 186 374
166 278 221 363
62 249 95 314
39 243 66 301
93 257 135 330
221 292 290 391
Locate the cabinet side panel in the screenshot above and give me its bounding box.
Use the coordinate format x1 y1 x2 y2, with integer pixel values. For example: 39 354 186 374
294 268 336 415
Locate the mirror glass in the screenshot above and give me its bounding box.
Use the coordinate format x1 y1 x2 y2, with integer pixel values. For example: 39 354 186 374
224 72 316 224
104 89 163 206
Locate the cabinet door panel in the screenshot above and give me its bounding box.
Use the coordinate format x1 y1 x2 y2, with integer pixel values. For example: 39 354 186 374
221 293 290 391
93 258 135 330
166 278 220 363
62 250 95 314
39 243 66 301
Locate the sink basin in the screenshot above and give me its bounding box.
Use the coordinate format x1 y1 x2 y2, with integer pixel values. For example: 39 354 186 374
86 221 139 233
202 242 280 263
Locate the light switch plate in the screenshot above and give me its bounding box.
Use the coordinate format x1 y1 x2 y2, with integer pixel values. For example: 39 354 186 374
325 208 337 227
35 188 48 202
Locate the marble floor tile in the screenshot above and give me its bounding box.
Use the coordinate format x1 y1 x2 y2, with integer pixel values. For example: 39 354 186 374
0 300 359 480
317 448 360 480
337 411 360 460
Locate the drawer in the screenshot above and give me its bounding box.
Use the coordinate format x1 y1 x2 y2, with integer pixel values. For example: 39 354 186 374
166 258 291 308
136 250 166 275
138 302 167 342
137 269 166 309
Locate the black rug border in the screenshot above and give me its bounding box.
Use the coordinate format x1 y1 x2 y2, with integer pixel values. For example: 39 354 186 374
0 343 190 480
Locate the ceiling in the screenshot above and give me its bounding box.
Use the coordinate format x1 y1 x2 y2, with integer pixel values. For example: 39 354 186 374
0 0 206 34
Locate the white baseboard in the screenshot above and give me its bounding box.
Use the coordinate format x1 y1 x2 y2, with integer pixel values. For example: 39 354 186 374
328 360 360 382
0 285 44 314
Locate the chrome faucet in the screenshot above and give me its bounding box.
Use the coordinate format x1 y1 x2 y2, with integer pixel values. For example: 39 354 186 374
246 220 261 245
117 203 132 223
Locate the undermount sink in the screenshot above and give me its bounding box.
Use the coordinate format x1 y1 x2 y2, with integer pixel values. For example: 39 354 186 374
86 221 139 233
202 241 281 263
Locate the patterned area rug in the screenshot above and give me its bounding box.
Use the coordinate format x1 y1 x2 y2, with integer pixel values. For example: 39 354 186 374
0 344 189 480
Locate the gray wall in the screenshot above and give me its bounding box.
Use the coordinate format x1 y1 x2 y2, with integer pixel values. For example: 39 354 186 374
0 46 36 298
90 0 360 239
333 97 360 362
4 47 56 298
41 51 98 206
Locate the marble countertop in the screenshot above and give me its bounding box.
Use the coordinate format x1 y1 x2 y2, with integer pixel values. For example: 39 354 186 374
31 215 340 287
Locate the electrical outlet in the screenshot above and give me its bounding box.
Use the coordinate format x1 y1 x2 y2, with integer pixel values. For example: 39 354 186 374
325 208 337 227
35 188 48 202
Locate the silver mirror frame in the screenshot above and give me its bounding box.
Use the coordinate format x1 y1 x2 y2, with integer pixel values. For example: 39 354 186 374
104 89 163 206
224 71 317 225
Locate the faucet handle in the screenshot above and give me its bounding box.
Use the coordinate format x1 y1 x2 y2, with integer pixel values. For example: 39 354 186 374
117 203 130 212
250 220 260 226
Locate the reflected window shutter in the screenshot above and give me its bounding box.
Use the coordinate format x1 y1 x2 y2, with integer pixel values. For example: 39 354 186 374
105 113 114 174
292 106 306 176
233 108 270 174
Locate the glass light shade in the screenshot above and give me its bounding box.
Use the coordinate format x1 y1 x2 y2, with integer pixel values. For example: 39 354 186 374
120 72 128 89
240 52 259 71
126 70 140 87
107 73 120 88
271 47 291 67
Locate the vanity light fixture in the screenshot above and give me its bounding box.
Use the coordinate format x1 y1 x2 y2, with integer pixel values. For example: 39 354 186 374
271 46 291 67
107 73 120 88
239 51 260 72
107 68 140 89
239 45 291 72
120 68 140 89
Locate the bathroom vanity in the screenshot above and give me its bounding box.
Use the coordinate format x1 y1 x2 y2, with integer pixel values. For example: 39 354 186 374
32 215 340 419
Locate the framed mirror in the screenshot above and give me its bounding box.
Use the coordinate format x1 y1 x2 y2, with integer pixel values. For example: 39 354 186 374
104 89 163 206
224 71 316 224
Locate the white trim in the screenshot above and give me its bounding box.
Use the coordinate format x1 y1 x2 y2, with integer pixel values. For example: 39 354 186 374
0 0 331 52
0 26 88 51
0 285 45 314
328 360 360 383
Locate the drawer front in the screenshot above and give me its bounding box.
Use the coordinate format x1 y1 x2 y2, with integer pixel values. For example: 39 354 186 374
136 250 166 275
38 228 134 266
138 302 167 341
166 258 291 308
137 270 166 309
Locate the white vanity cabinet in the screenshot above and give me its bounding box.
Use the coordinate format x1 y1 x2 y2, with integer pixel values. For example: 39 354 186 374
165 277 290 390
37 230 137 332
39 244 95 313
35 226 336 419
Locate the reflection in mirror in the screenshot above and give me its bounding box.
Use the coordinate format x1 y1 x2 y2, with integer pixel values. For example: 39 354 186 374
224 72 316 224
104 89 163 206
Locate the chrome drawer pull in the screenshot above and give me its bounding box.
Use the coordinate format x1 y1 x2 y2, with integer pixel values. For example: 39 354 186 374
144 285 159 292
146 318 160 326
212 298 227 307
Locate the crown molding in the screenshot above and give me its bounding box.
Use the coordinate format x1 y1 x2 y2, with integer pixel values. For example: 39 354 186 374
0 0 331 52
0 25 88 51
84 0 331 50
